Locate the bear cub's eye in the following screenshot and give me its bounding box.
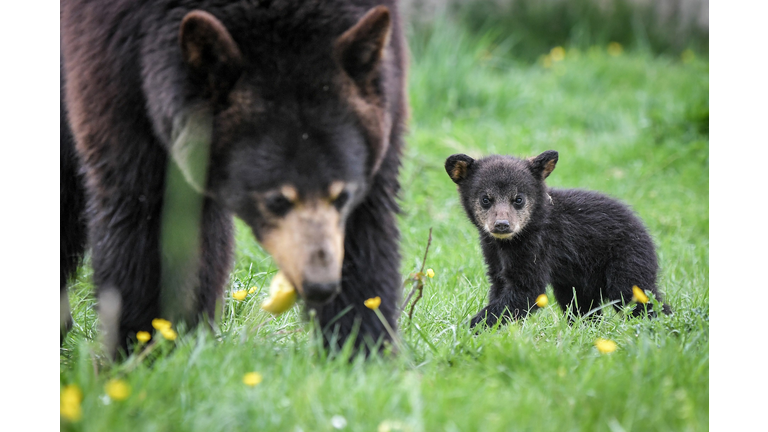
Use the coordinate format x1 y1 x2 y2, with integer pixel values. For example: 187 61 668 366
514 195 524 205
333 190 350 210
265 195 293 216
481 195 492 209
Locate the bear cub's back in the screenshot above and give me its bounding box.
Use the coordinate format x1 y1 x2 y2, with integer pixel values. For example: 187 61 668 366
547 187 655 250
545 187 658 282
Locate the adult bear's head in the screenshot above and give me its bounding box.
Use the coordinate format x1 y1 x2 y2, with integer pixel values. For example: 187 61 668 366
171 5 395 305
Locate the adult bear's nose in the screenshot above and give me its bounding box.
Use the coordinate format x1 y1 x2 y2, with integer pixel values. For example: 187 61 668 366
302 281 341 304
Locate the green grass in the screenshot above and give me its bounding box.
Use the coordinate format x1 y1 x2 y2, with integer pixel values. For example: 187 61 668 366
60 20 709 432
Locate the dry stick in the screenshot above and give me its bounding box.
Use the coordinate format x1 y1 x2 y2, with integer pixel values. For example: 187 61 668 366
401 228 433 319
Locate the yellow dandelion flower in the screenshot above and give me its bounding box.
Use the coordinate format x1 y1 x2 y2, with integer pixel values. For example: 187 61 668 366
60 384 83 422
243 372 263 387
364 296 382 310
61 384 83 405
426 268 435 278
151 318 172 331
105 379 131 401
632 285 649 304
261 271 297 315
607 42 623 56
159 327 178 341
550 46 565 62
536 294 549 308
136 331 151 343
232 290 248 301
595 338 617 354
60 400 82 422
248 286 257 294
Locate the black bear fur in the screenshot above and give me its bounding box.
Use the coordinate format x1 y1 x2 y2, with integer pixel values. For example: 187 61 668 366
60 58 88 342
60 0 407 356
445 151 671 328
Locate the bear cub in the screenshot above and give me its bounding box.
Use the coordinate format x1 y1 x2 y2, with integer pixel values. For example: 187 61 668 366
445 150 671 328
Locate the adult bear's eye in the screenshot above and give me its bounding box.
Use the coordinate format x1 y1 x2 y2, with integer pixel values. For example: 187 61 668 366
333 190 350 210
265 195 293 216
481 195 492 208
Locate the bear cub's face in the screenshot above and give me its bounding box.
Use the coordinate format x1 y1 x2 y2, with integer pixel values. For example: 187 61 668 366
445 151 558 240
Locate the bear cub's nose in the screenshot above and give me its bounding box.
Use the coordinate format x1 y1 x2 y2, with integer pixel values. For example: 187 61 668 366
493 220 511 233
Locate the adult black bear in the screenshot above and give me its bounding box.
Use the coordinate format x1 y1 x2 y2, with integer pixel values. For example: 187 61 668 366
445 151 671 328
60 0 407 355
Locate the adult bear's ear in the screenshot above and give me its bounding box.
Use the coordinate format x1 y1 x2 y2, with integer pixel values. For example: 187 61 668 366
335 6 391 86
445 154 475 184
179 10 243 102
528 150 559 180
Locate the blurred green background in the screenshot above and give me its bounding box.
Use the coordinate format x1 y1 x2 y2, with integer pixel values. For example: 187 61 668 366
404 0 708 60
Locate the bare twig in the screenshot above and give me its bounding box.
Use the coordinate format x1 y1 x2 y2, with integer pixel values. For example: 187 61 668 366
407 284 424 320
401 228 433 319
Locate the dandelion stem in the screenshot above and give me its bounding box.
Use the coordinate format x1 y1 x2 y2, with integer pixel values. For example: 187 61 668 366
401 227 433 319
373 308 406 356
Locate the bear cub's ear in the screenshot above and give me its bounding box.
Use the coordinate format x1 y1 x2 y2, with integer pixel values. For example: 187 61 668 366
528 150 558 180
445 154 475 184
179 10 243 100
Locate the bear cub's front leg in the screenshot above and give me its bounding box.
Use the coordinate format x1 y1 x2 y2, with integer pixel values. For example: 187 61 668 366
469 263 547 329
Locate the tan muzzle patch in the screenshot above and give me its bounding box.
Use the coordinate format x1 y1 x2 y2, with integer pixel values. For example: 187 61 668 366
260 198 345 298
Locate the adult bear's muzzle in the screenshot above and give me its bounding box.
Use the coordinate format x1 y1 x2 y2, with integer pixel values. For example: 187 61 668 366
258 185 347 306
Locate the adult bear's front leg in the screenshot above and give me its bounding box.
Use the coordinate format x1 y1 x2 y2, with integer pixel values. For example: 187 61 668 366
470 274 546 330
84 153 168 357
84 152 233 357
